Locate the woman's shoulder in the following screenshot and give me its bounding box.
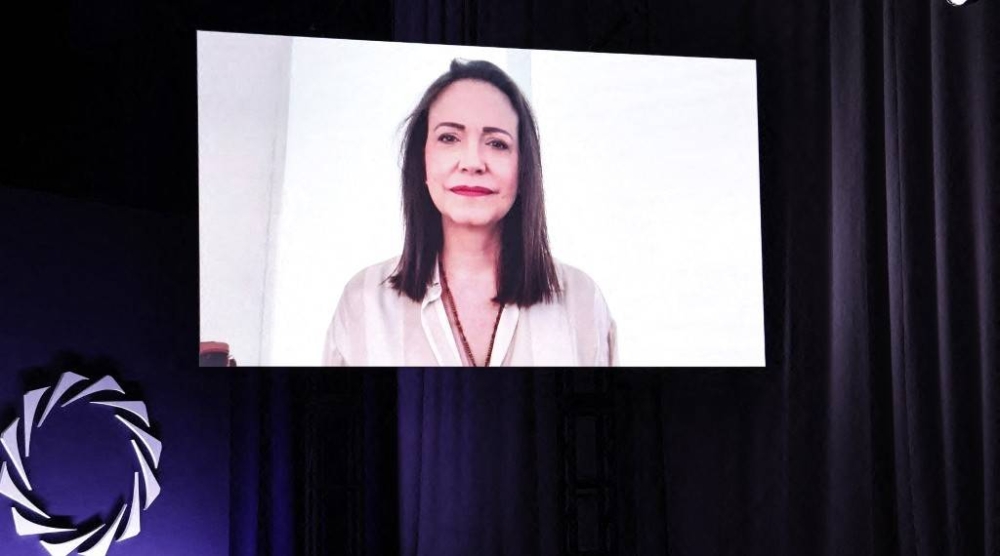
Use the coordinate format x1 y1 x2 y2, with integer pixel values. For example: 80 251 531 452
550 260 613 315
342 257 400 292
325 257 401 365
336 257 400 308
552 259 603 297
548 260 617 365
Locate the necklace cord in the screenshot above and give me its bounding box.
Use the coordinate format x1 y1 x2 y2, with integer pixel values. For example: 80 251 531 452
439 262 504 367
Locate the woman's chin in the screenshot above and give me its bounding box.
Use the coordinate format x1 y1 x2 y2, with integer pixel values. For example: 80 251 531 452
443 211 504 230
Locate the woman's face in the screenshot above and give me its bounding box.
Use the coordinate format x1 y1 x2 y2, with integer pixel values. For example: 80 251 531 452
425 79 519 231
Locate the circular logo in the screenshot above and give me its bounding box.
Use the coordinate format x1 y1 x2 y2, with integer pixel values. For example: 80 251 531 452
0 372 162 556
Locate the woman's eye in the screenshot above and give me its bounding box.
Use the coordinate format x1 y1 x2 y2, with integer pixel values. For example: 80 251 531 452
488 139 510 150
438 134 458 144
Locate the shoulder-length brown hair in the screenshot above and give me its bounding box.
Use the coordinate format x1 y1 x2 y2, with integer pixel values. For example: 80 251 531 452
388 58 559 307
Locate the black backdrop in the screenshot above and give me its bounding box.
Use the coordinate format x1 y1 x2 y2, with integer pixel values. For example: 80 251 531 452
4 0 998 554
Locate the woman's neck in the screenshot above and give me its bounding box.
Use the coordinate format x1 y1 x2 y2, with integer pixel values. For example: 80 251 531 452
440 221 501 286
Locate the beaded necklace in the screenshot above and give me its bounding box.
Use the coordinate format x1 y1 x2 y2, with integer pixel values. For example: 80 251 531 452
439 262 504 367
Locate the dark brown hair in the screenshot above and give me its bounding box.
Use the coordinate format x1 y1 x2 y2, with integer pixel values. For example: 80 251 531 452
388 59 559 306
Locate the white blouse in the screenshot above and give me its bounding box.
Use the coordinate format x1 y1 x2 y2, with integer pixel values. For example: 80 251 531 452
323 257 617 366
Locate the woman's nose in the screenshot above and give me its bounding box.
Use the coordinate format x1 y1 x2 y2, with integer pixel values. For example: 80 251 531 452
459 142 485 173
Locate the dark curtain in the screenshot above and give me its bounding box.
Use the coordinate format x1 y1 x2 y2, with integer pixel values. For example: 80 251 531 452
396 369 561 555
389 1 999 556
231 371 399 555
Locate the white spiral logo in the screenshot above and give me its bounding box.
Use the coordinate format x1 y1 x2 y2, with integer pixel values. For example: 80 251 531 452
0 372 162 556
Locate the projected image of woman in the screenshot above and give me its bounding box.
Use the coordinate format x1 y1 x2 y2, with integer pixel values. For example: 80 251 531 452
324 59 616 366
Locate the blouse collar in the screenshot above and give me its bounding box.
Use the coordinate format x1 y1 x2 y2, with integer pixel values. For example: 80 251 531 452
419 256 519 366
420 259 444 309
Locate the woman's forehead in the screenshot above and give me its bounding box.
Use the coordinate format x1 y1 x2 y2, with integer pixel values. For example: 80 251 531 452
428 79 518 131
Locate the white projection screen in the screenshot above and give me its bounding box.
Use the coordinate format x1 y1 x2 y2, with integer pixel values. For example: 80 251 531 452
197 31 765 367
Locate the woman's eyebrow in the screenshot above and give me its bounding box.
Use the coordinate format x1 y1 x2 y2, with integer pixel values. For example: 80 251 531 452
433 122 514 140
434 122 465 132
483 126 514 140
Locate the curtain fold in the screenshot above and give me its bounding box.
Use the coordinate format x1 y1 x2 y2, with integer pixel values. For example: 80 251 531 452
397 369 558 556
883 2 998 555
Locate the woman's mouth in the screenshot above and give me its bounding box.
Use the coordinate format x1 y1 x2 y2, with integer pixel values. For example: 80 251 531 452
450 186 494 197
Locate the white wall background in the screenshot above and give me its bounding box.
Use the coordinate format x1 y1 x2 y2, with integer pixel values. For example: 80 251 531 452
530 51 763 366
197 32 291 366
198 33 765 367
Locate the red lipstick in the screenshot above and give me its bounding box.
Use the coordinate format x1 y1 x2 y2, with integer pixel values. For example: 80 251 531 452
450 186 494 197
